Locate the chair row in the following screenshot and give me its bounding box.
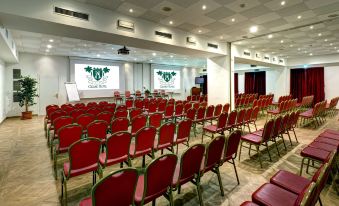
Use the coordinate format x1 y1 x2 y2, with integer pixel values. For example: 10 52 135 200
186 95 207 102
296 95 314 109
325 96 339 116
59 130 242 205
299 100 327 128
258 94 274 99
252 97 273 112
235 96 256 108
239 111 300 168
236 93 258 99
267 99 297 117
274 94 293 105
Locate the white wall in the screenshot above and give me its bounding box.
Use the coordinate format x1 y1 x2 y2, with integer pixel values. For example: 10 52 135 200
0 59 6 123
325 66 339 108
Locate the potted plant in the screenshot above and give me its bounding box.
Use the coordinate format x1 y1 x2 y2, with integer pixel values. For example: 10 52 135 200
17 76 39 120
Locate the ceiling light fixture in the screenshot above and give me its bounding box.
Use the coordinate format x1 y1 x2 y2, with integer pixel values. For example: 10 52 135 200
330 43 333 46
47 44 52 48
309 53 313 56
318 33 322 36
198 30 202 33
129 8 133 13
297 15 302 19
169 21 173 25
202 5 207 10
324 39 328 42
280 40 284 43
281 1 286 6
170 55 173 58
97 54 100 57
49 39 54 42
268 34 273 38
310 25 314 29
249 26 258 33
152 52 156 56
231 18 235 22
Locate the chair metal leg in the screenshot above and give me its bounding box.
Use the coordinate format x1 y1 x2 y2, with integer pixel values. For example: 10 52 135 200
292 128 298 143
265 142 272 161
142 155 146 167
257 145 263 168
169 188 174 206
280 134 287 151
300 158 306 175
215 167 224 196
286 131 293 146
201 130 205 143
248 144 252 157
318 197 323 206
238 141 243 161
273 138 280 157
152 200 156 206
232 158 240 185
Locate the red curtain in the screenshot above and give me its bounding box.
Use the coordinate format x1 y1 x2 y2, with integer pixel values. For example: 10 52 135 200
245 71 266 95
290 67 324 104
234 73 238 95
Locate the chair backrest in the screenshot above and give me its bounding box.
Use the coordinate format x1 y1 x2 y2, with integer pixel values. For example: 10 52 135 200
61 103 73 110
214 104 222 117
96 111 113 124
281 113 290 132
76 114 96 130
58 124 83 150
126 99 134 109
98 101 108 107
174 104 184 115
87 107 102 116
70 109 85 121
104 132 132 165
203 136 225 172
129 108 142 120
262 119 275 142
223 130 241 160
133 127 157 155
74 103 85 109
186 108 196 120
243 108 253 122
223 103 230 113
193 102 200 110
135 100 144 109
184 103 192 113
148 102 158 113
67 138 101 178
91 168 138 206
87 102 98 108
50 110 68 123
47 107 60 119
236 109 246 125
141 154 177 205
53 116 73 133
114 109 128 119
205 105 215 119
251 106 260 121
104 104 116 113
216 112 228 129
158 101 167 112
148 112 163 129
87 120 109 140
176 119 192 142
272 116 282 137
157 122 176 148
131 115 148 134
227 110 238 126
175 144 205 187
164 104 174 117
116 105 127 111
62 106 75 114
111 118 129 134
125 90 131 98
196 107 206 120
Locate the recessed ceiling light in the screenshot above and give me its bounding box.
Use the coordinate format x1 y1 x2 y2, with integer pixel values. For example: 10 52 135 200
170 55 173 58
268 34 273 38
220 36 224 39
297 15 302 19
298 48 301 51
310 25 314 29
280 40 284 43
97 54 100 57
335 47 337 49
290 44 293 47
309 53 313 56
249 26 258 33
134 58 137 61
324 39 328 42
281 1 286 6
231 18 235 22
47 44 52 48
198 30 202 33
152 52 156 56
169 21 173 25
45 49 49 52
330 43 333 46
129 8 133 13
150 59 153 62
202 5 207 10
49 39 54 42
318 33 322 36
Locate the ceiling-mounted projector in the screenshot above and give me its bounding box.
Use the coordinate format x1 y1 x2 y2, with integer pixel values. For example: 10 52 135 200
118 46 130 55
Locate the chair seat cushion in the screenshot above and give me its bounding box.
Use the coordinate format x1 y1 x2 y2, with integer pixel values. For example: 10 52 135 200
241 134 262 144
173 135 188 144
309 141 337 153
203 125 222 133
318 132 339 141
314 137 339 148
324 129 339 135
154 139 172 150
79 197 92 206
252 129 264 136
270 170 311 194
55 144 68 154
240 201 260 206
267 109 280 114
252 183 298 206
99 152 128 167
63 162 98 178
300 109 313 117
300 146 331 162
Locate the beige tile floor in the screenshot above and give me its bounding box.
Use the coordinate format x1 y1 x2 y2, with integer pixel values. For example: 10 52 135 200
0 113 338 206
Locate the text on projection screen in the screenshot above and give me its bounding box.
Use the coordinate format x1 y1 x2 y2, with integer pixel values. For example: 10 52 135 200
154 69 181 90
75 64 119 90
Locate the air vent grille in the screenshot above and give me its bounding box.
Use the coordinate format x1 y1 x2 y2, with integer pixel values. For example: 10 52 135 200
207 43 218 49
54 7 89 21
155 31 172 39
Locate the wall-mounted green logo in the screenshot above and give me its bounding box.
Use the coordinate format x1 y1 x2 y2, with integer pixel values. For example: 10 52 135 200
156 70 176 82
85 66 110 81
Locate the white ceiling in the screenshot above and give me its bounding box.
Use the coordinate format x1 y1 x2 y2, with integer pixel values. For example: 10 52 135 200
74 0 339 58
12 30 207 67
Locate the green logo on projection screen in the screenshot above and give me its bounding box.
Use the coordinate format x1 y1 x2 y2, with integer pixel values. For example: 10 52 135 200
84 66 110 89
156 70 177 89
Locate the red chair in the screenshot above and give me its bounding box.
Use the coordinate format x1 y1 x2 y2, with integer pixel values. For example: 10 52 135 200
163 104 174 121
125 90 134 100
185 108 196 121
243 108 253 133
174 104 184 122
62 105 75 114
116 105 127 111
204 105 215 123
224 110 237 133
249 106 260 130
114 109 128 119
280 113 294 146
49 116 73 150
47 110 68 138
74 103 85 109
61 103 73 110
99 132 132 168
235 109 246 130
134 154 177 206
239 119 275 168
147 102 157 114
103 105 116 113
158 101 167 113
240 201 260 206
98 101 108 107
172 144 205 206
201 136 226 196
87 102 98 108
131 115 148 136
192 107 206 136
45 105 60 130
53 124 82 178
223 103 230 113
193 102 200 110
135 90 143 99
61 138 102 203
173 119 192 154
213 104 223 119
183 103 192 114
114 91 123 104
202 112 227 143
148 112 163 129
87 120 109 143
96 111 113 124
86 107 102 116
79 168 138 206
76 114 96 134
129 108 142 120
125 99 134 110
70 109 85 121
187 96 192 101
135 99 144 110
154 122 175 153
222 130 241 184
110 117 129 134
129 126 156 167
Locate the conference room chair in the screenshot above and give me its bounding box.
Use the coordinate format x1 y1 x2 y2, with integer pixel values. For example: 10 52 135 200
174 103 184 122
70 109 85 122
48 116 73 149
223 103 230 113
129 126 157 167
96 111 113 125
235 109 246 131
135 99 144 110
201 112 227 143
129 108 142 120
102 105 116 114
148 112 162 130
158 101 167 113
224 110 237 133
147 101 157 114
154 122 176 154
62 105 75 115
204 105 215 124
239 119 275 168
172 144 205 206
99 131 132 168
86 107 102 116
61 103 73 110
174 119 192 154
183 102 192 115
249 106 260 130
125 99 134 110
168 98 175 105
87 120 109 145
113 91 123 104
61 138 102 204
74 103 85 109
98 101 108 107
76 114 96 135
286 112 299 143
163 104 174 121
143 98 150 111
220 131 241 185
53 124 82 179
199 96 205 103
201 136 226 197
185 108 196 122
213 104 223 120
46 110 68 139
240 201 260 206
114 109 128 119
134 154 177 206
125 90 134 100
44 105 60 130
280 113 294 146
242 108 253 133
200 102 207 108
87 102 98 108
193 102 200 110
79 168 138 206
192 106 206 136
110 117 129 134
186 95 192 101
116 104 127 111
131 115 148 136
